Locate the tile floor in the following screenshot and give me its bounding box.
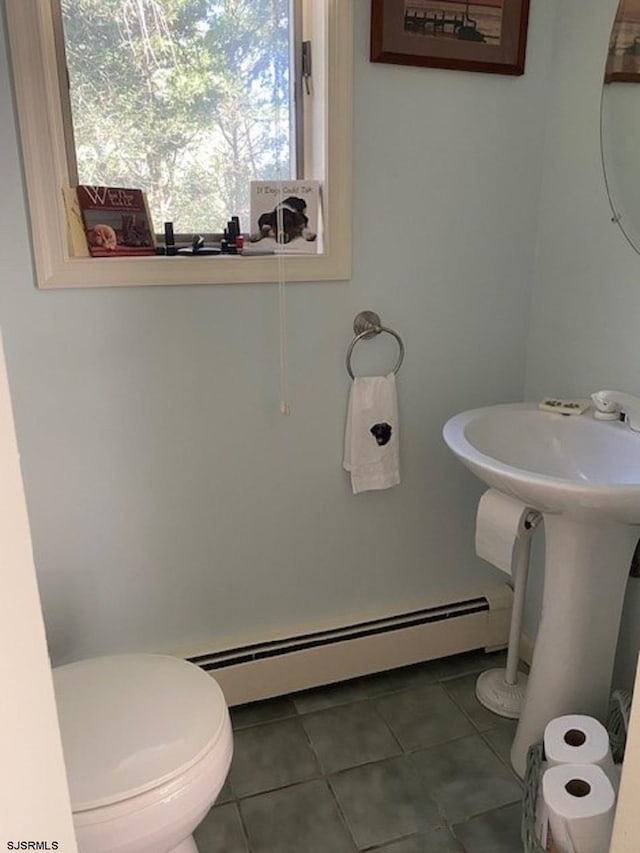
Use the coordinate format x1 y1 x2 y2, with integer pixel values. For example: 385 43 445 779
194 650 525 853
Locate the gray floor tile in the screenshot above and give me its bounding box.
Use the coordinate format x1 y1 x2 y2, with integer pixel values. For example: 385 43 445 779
375 683 474 751
329 755 440 849
373 828 464 852
302 701 402 773
430 650 507 682
482 720 519 769
441 673 509 732
194 802 249 853
194 651 530 853
453 802 524 853
365 662 438 696
230 696 297 729
292 677 371 713
240 779 355 853
410 735 522 824
215 775 234 805
229 717 320 797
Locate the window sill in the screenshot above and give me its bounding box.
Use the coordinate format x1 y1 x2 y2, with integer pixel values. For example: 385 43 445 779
38 250 351 289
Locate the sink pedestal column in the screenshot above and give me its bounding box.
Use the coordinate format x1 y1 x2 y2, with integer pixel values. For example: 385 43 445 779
510 514 638 778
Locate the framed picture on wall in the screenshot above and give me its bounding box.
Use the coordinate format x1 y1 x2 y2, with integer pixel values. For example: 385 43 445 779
605 0 640 83
370 0 530 76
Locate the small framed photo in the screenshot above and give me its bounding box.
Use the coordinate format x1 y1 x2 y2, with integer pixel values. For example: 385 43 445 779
605 0 640 84
370 1 530 77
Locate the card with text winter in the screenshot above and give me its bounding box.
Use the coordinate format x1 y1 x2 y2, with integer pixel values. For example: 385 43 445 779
77 185 156 257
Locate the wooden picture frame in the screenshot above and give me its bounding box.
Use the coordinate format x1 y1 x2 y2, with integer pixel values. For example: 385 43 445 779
605 0 640 84
370 0 530 76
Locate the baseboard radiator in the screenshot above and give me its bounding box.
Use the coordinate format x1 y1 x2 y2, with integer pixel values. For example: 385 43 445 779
185 582 513 706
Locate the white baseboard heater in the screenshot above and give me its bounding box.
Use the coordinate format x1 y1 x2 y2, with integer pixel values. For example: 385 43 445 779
185 582 513 706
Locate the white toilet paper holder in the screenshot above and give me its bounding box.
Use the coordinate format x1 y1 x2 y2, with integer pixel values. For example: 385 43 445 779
476 508 542 719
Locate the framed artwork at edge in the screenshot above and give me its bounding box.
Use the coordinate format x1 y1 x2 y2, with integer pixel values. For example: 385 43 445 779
371 0 530 76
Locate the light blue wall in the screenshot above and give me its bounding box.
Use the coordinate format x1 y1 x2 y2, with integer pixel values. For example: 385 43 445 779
0 2 555 664
524 0 640 689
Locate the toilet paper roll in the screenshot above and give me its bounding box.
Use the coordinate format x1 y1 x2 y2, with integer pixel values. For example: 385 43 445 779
541 763 615 853
475 488 533 574
544 716 617 787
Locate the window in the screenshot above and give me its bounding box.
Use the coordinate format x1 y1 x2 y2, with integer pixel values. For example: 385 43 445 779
60 0 299 237
6 0 352 287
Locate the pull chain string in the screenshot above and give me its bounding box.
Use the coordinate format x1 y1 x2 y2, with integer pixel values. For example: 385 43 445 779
274 4 290 417
277 230 290 416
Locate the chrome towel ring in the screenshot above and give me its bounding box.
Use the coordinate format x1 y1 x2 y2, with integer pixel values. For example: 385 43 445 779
346 310 405 380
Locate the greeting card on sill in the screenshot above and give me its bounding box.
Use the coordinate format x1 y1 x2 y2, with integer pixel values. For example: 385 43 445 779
249 180 322 253
76 185 156 257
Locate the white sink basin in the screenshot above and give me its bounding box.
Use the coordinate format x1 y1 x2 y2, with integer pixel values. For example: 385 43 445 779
442 402 640 777
443 402 640 523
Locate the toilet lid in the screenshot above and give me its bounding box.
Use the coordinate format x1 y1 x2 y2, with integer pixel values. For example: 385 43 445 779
53 654 229 812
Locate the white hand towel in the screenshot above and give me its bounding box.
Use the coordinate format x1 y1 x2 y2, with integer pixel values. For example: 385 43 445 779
343 373 400 494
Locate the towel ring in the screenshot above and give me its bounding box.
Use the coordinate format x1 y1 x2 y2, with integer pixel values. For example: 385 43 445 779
346 311 405 380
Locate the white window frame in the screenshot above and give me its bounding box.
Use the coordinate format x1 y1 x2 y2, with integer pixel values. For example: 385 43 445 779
5 0 352 289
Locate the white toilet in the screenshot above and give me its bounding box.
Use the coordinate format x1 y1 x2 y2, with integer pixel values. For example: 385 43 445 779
53 654 233 853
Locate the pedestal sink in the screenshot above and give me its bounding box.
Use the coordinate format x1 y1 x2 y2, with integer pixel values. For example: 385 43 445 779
443 402 640 777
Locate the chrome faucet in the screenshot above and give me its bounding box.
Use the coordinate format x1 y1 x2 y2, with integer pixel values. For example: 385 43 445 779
591 390 640 431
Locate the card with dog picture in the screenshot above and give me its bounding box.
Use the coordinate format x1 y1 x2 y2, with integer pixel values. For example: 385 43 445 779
249 180 322 253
